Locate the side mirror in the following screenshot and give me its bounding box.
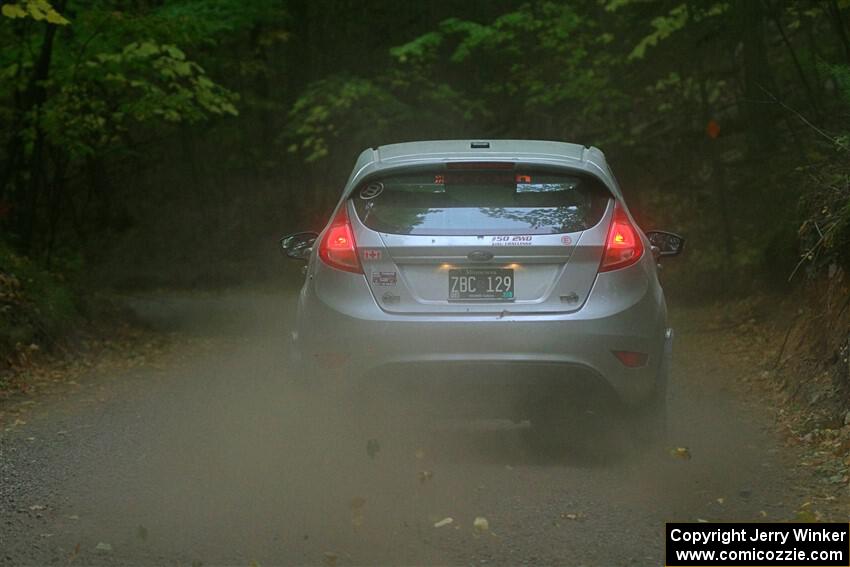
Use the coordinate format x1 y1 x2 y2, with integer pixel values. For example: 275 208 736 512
280 232 318 261
645 230 685 258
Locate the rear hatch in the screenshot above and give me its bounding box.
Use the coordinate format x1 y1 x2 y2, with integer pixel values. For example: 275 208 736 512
349 163 612 314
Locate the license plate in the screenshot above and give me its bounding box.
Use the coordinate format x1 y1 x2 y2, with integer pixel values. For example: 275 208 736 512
448 268 514 300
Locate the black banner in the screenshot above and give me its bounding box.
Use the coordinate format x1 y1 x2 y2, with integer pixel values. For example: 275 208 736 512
666 523 850 566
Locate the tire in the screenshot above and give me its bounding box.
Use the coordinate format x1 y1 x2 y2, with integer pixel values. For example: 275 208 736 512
525 331 672 459
628 384 668 450
524 393 629 461
630 328 672 450
526 398 665 461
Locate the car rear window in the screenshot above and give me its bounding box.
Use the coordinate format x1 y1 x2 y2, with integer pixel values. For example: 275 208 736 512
351 167 610 236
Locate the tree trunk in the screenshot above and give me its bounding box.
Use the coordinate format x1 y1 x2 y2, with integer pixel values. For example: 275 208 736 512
3 0 67 250
738 0 777 154
764 0 820 118
698 62 735 295
827 0 850 64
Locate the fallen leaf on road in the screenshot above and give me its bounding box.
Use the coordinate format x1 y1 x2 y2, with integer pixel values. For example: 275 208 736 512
418 470 433 484
323 551 338 566
796 508 819 522
95 542 113 552
697 518 709 523
473 517 489 532
716 497 725 505
560 512 584 521
68 515 79 520
67 543 80 563
434 517 453 528
366 439 380 459
670 447 692 460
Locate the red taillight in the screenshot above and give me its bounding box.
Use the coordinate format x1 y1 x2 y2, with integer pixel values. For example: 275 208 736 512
612 350 649 368
599 202 644 272
318 206 362 274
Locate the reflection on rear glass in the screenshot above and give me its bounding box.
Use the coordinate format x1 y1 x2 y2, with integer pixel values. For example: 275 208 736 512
352 169 610 236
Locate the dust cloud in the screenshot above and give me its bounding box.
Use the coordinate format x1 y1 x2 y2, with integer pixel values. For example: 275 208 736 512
38 288 800 566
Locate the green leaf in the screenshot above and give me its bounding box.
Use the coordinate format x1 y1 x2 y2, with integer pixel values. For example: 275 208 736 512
133 42 160 58
219 101 238 115
629 4 689 60
164 45 185 60
44 9 69 25
26 1 47 20
29 0 69 23
1 3 28 18
173 61 193 76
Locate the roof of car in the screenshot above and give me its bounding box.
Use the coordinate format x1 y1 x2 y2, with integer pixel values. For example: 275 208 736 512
375 139 592 162
345 139 618 196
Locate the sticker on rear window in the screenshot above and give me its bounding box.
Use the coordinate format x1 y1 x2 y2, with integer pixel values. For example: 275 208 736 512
371 271 397 286
359 182 384 200
490 235 533 247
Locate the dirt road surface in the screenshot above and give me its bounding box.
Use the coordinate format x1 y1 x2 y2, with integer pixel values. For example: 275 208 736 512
0 288 829 566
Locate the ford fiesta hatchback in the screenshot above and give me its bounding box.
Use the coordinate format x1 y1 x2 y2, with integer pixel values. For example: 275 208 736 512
282 140 683 446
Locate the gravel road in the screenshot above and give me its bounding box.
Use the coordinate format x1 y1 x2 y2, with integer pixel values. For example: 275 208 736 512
0 288 818 566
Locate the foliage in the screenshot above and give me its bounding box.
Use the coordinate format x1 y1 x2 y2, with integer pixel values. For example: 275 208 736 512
627 3 728 60
42 40 238 160
0 242 77 357
286 76 410 163
0 0 287 260
795 148 850 279
1 0 850 299
1 0 68 25
388 3 627 142
786 62 850 280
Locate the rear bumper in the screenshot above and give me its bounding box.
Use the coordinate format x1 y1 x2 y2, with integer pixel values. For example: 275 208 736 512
292 270 669 409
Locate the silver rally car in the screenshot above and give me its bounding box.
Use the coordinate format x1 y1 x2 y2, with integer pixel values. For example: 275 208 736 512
282 139 684 445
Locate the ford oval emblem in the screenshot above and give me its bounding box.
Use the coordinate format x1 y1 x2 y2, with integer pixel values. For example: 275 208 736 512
468 250 494 261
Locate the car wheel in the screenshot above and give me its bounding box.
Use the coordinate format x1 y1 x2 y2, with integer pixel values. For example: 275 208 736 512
524 394 628 460
628 385 667 450
629 337 671 450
